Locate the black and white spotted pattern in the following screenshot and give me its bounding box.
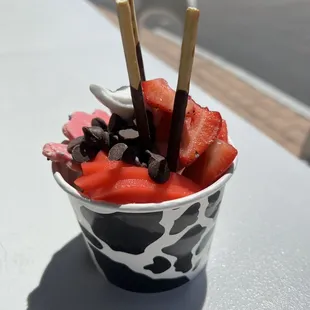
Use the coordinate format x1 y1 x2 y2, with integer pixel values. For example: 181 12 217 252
68 188 225 293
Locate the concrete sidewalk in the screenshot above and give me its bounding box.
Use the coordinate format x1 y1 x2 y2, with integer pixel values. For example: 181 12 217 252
98 7 310 161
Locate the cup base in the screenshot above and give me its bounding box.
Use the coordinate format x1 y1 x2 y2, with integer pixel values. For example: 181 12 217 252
85 240 192 293
55 157 232 293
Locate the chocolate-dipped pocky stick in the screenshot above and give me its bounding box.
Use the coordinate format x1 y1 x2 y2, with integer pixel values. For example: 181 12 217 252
116 0 151 149
128 0 146 81
166 7 200 172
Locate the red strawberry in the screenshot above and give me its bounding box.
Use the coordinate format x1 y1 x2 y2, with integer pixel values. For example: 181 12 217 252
179 106 222 167
218 119 228 142
154 110 172 142
142 78 195 115
183 139 237 188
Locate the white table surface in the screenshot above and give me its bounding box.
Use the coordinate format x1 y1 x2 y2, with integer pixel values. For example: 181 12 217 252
1 0 310 309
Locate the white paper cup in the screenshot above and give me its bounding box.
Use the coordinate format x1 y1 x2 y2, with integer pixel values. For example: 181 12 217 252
52 152 237 293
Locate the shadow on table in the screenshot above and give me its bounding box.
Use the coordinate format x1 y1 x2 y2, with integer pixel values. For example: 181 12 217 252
27 234 207 310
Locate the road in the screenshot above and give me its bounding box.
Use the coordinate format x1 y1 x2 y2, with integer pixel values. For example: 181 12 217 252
196 0 310 107
90 0 310 108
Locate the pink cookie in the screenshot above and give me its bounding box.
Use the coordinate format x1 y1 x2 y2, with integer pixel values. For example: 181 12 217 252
42 142 81 172
62 110 111 140
42 143 72 162
92 109 110 125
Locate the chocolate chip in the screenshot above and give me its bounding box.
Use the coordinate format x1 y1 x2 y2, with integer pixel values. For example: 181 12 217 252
91 117 108 131
134 156 147 168
127 118 137 129
72 142 98 163
108 143 128 161
144 149 153 159
122 147 139 165
99 131 110 152
144 150 165 163
132 112 155 136
118 128 140 144
67 136 85 153
148 156 170 184
82 126 110 152
82 126 106 146
134 156 142 167
108 113 127 133
83 142 99 159
109 134 119 148
138 149 152 165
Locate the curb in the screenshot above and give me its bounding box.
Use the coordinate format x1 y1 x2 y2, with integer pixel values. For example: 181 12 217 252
154 29 310 120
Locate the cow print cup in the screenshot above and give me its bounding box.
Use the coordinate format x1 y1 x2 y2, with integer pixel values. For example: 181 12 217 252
52 156 236 293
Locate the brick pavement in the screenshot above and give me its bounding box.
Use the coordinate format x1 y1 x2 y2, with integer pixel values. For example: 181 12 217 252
97 6 310 160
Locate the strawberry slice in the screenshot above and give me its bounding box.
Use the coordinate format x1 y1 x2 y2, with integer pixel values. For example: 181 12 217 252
142 78 195 115
154 110 172 143
150 105 219 166
179 106 222 167
80 151 109 175
75 160 128 191
90 176 201 203
218 119 228 142
81 161 108 175
93 151 108 163
183 139 237 188
75 155 202 203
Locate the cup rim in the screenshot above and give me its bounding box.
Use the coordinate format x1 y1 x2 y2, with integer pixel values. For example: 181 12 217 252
52 138 238 213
